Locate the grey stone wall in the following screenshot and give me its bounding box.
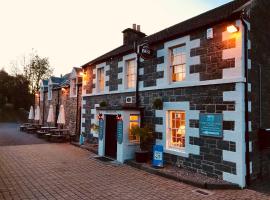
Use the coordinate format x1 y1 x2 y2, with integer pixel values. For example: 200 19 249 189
82 83 237 179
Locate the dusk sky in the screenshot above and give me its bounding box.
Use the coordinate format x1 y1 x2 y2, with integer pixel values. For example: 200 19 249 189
0 0 232 76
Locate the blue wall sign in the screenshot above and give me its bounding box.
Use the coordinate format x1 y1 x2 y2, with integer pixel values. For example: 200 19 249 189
117 120 123 144
99 119 104 140
152 145 164 167
199 113 223 137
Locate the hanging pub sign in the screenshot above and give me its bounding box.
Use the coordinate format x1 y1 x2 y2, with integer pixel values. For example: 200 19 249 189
98 119 104 140
117 120 123 144
152 145 164 168
199 113 223 137
139 42 153 60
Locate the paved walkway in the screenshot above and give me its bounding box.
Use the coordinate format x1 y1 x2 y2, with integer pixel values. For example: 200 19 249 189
0 123 269 200
0 123 47 146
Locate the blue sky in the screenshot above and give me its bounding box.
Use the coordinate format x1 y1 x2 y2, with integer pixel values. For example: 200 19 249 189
0 0 232 76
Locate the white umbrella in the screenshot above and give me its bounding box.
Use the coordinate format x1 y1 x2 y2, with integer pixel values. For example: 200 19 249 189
57 105 65 125
47 105 54 124
34 106 41 122
28 106 34 120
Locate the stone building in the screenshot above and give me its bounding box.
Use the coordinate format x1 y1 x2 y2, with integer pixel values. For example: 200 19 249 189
79 0 270 188
38 67 82 136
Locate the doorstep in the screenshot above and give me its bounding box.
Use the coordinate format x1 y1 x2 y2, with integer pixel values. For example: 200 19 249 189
124 160 240 190
71 141 98 154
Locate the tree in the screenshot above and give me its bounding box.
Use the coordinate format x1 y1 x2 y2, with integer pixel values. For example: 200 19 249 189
23 54 53 93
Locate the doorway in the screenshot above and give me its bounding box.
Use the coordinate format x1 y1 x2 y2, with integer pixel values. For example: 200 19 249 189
105 115 117 159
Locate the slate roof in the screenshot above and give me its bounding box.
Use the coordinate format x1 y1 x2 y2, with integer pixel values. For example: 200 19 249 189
50 74 71 89
42 80 48 87
81 0 249 67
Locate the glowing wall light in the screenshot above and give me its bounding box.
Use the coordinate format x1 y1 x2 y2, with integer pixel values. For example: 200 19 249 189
227 25 238 33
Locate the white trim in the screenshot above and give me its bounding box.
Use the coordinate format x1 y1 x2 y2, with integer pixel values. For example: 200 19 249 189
222 82 246 188
82 77 246 97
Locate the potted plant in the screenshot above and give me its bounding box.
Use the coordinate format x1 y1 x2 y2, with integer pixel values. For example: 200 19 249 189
90 123 99 136
130 125 153 163
99 101 107 107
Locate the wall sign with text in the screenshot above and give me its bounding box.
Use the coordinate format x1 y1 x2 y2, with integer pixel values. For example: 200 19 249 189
98 119 104 140
117 120 123 144
199 113 223 137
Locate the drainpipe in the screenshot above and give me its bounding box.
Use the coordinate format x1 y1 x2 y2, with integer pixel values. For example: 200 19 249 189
135 41 140 108
42 90 45 124
241 13 250 187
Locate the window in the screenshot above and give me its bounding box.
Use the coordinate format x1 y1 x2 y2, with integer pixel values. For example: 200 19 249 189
170 45 186 82
48 85 52 100
129 114 140 142
168 111 186 149
71 78 77 96
126 59 136 89
97 67 104 92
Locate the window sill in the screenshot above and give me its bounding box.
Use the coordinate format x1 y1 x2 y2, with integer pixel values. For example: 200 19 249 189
164 148 188 158
128 142 140 146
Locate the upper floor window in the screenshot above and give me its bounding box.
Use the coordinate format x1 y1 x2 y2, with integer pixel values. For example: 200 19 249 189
48 85 52 100
168 110 186 150
97 67 104 92
71 78 77 97
126 59 136 89
170 45 186 82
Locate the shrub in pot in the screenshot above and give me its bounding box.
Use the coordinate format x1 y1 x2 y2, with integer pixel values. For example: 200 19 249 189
130 125 153 163
99 101 107 107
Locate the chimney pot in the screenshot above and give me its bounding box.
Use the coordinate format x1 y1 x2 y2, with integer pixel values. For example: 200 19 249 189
137 25 140 32
132 24 136 30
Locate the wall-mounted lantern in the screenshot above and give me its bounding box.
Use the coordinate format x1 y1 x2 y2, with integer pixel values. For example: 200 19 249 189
116 114 122 121
98 113 103 120
227 25 239 33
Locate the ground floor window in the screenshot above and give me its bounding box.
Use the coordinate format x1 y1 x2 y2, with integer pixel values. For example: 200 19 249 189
129 114 140 143
168 111 186 149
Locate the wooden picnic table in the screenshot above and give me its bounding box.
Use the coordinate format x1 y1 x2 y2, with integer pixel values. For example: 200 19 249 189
41 127 57 130
46 129 69 142
49 129 69 135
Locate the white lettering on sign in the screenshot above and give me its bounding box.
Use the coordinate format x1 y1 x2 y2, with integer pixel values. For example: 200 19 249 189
154 151 163 161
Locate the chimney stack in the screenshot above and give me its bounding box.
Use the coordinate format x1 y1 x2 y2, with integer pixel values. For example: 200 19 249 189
137 25 140 32
122 24 146 45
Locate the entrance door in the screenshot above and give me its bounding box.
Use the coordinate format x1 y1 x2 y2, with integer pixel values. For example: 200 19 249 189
105 115 117 159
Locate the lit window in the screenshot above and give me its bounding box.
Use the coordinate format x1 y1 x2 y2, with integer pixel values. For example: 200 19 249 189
97 68 104 92
170 45 186 82
168 111 186 149
129 114 140 142
126 59 136 89
71 78 77 96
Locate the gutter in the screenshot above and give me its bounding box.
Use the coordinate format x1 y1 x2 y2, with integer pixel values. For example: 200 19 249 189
241 12 250 187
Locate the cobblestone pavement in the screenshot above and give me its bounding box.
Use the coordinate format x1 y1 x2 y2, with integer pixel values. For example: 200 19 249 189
0 124 269 200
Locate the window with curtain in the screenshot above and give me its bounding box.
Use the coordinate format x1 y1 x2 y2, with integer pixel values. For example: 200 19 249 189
170 45 186 82
168 110 186 149
126 59 136 89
